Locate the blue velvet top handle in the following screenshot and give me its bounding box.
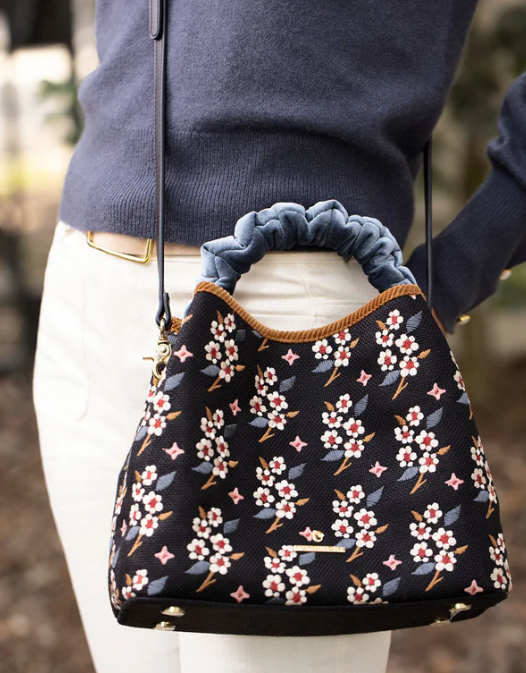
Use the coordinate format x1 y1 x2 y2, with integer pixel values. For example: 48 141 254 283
194 199 416 295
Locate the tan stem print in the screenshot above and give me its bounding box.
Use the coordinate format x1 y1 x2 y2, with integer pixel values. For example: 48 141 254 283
201 474 217 490
324 367 341 387
265 517 284 534
258 337 269 352
137 434 152 456
196 570 217 593
334 457 352 476
127 534 143 557
410 473 427 494
392 376 409 400
425 569 443 591
346 547 364 563
486 501 495 518
259 427 276 443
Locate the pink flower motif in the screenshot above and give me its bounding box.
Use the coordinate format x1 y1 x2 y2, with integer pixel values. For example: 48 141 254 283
229 399 241 415
120 519 127 537
228 487 244 505
427 383 446 400
173 344 193 362
464 580 484 596
445 473 464 490
282 349 300 365
289 436 308 452
369 461 387 478
383 554 403 570
154 545 175 565
356 370 372 386
299 527 314 541
230 585 250 603
163 442 185 460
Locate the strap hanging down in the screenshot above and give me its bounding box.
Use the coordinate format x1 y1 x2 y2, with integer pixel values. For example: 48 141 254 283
149 0 434 323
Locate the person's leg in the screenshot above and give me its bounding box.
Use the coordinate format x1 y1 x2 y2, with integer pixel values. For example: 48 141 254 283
177 250 392 673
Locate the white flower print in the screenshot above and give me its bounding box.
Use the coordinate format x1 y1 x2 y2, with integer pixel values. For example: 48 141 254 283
192 517 211 538
263 367 278 385
263 574 286 598
278 546 297 562
187 538 210 561
132 483 145 502
375 330 394 347
139 513 159 537
347 586 370 604
489 545 504 566
354 508 377 530
267 391 289 412
212 456 229 479
378 349 397 371
418 451 439 474
397 446 417 467
406 406 424 426
470 444 485 467
215 436 230 458
362 573 381 592
333 499 353 517
207 507 222 527
142 491 163 514
153 391 171 413
129 503 142 525
223 339 238 362
275 480 298 501
346 485 365 504
219 360 235 381
386 309 403 330
335 394 353 413
269 456 286 475
333 328 352 345
212 409 225 428
196 438 214 462
410 522 431 540
344 439 365 459
342 418 365 438
256 467 275 487
254 487 275 508
286 566 310 587
411 541 433 562
205 341 222 364
332 518 354 538
141 465 157 485
394 425 414 444
424 503 443 524
490 567 508 590
210 320 226 342
454 369 465 391
276 500 297 519
223 313 236 332
334 346 351 367
250 396 267 416
147 413 166 436
268 411 287 430
285 587 307 605
322 410 343 428
432 528 456 550
210 533 232 555
264 556 285 573
131 569 148 591
209 554 231 575
472 467 487 489
121 586 136 600
355 530 377 548
321 428 343 449
254 375 268 397
434 551 457 572
312 339 333 359
395 333 419 355
400 355 420 377
415 430 439 451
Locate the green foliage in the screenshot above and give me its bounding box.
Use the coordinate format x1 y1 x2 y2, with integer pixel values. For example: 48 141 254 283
38 74 83 145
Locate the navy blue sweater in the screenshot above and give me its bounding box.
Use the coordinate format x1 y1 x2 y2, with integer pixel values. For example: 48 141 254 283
59 0 526 332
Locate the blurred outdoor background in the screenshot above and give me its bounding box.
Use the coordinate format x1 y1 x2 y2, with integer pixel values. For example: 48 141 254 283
0 0 525 671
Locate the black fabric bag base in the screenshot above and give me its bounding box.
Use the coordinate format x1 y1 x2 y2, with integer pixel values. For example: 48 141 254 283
117 592 506 635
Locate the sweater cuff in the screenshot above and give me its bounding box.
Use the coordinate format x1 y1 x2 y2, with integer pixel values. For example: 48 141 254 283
406 165 526 334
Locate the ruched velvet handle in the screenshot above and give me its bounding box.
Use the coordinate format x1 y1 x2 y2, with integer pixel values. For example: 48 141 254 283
194 200 416 296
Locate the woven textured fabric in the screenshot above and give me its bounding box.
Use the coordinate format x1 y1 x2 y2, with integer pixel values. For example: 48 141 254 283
107 276 510 635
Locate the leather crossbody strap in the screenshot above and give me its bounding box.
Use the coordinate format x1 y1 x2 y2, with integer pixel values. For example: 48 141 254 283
149 0 434 326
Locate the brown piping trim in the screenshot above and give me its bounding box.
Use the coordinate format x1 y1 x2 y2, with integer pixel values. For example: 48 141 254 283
170 281 425 343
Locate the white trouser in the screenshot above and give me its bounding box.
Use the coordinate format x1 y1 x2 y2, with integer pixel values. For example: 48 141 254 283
32 222 391 673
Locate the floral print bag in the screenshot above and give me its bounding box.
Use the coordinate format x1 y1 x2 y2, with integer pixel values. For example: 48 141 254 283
107 2 510 635
107 199 511 635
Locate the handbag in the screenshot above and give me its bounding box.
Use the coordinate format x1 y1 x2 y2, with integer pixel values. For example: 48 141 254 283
107 0 511 635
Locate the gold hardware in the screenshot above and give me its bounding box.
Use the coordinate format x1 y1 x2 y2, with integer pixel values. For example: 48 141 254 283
161 606 185 617
457 314 471 325
449 602 471 620
292 545 345 553
499 269 512 281
153 621 176 631
145 318 172 380
430 617 450 627
312 530 324 543
86 231 153 264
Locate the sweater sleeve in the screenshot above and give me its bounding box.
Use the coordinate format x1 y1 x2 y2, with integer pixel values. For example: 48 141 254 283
406 71 526 333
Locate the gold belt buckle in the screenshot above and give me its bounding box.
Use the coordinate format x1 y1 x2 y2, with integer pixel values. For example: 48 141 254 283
86 231 154 264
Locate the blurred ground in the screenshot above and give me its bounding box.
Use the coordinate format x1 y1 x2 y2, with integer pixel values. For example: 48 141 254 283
0 356 524 673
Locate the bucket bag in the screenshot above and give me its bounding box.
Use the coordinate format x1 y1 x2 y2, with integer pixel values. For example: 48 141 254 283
106 0 511 636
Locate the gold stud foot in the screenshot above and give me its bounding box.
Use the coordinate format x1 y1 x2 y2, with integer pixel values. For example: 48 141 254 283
154 621 176 631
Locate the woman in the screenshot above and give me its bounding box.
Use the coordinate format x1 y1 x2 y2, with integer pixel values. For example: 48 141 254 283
33 1 526 672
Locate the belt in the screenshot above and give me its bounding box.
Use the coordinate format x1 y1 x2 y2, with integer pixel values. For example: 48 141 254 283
86 231 201 263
